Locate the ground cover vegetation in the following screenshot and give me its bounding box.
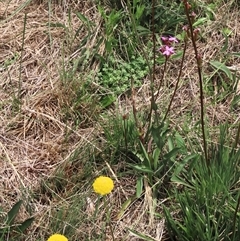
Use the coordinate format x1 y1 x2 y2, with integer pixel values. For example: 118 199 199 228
0 0 240 240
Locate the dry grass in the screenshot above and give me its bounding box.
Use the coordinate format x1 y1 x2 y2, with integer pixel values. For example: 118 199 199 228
0 0 101 236
0 0 240 240
0 0 97 189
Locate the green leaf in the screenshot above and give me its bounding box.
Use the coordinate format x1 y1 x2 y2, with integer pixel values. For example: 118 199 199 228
151 123 168 150
210 60 233 79
205 4 216 20
222 27 232 36
136 26 151 35
131 164 154 174
48 22 67 29
231 94 240 111
15 217 34 233
105 39 113 53
231 53 240 58
153 148 161 170
167 136 174 151
75 12 93 33
100 95 115 108
136 176 143 198
117 198 133 220
171 175 194 189
174 154 198 176
139 141 151 168
164 206 185 239
135 5 145 20
7 200 23 225
193 17 208 27
163 147 180 162
1 0 32 24
172 50 183 60
75 12 89 24
221 29 231 52
175 132 185 148
128 228 156 241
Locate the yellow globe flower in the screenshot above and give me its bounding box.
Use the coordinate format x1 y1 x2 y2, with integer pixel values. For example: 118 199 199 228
93 176 114 195
47 234 68 241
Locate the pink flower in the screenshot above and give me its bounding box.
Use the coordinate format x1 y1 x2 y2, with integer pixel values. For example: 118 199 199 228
159 45 175 57
159 35 178 57
161 36 178 45
161 36 169 44
168 36 178 43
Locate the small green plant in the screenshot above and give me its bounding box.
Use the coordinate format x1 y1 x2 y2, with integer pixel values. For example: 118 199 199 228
0 200 34 240
130 122 185 198
98 5 122 55
98 56 148 91
93 55 149 108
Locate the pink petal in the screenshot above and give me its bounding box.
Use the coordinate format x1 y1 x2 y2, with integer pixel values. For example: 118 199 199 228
168 36 178 43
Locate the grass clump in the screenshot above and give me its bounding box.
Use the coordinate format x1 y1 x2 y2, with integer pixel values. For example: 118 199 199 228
165 125 240 240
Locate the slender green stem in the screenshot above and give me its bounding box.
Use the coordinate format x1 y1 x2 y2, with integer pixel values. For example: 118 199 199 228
154 57 168 103
162 40 187 122
123 117 128 151
144 57 168 130
144 0 156 141
18 13 27 100
103 196 115 241
233 122 240 150
183 1 208 165
93 196 101 220
48 0 53 49
131 79 144 143
151 0 156 108
126 0 152 144
232 194 240 239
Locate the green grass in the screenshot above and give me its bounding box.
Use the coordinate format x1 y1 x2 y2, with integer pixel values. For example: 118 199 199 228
0 0 240 240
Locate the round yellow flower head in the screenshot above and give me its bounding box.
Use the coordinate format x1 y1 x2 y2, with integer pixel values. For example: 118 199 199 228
47 234 68 241
93 176 114 195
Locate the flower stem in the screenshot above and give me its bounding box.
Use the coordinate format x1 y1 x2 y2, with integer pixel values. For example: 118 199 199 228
183 0 208 165
103 196 115 241
162 40 187 122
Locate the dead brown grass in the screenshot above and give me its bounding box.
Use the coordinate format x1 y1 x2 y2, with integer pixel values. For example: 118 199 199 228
0 0 98 182
0 0 101 236
0 0 240 240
